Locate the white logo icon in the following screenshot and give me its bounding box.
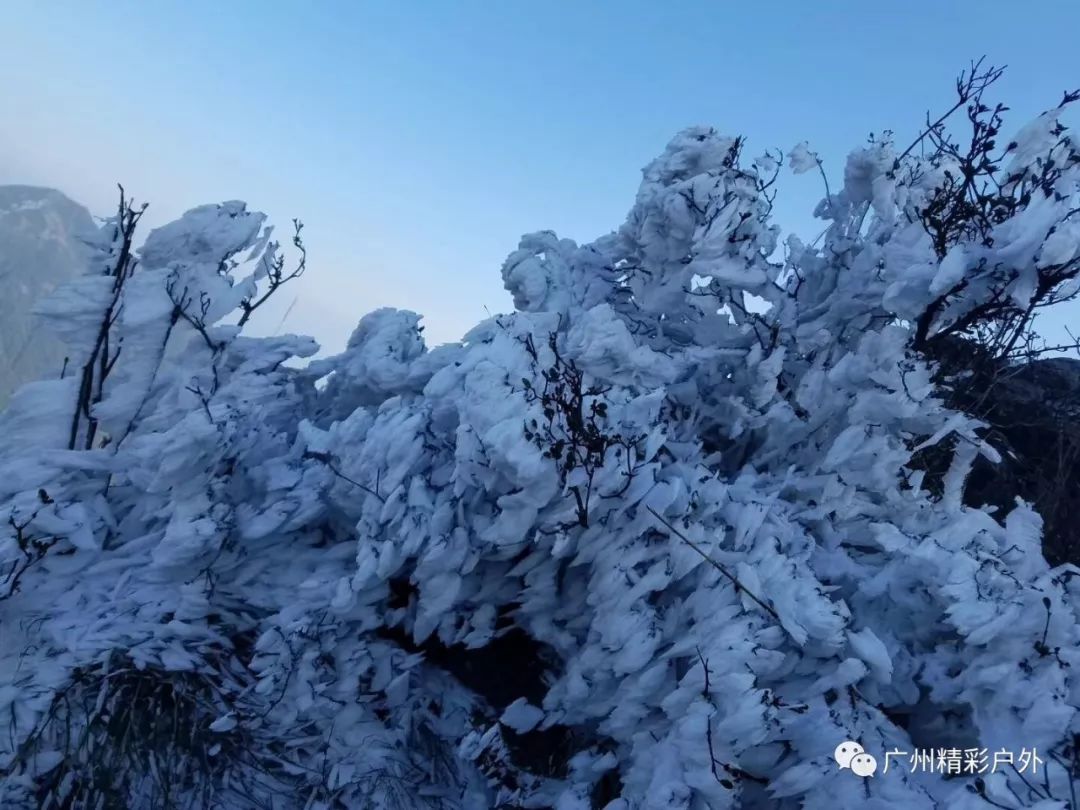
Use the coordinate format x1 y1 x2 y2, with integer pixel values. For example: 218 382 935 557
850 752 878 777
834 741 878 777
834 740 864 769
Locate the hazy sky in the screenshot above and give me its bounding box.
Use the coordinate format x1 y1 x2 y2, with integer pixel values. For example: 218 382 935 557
4 1 1079 354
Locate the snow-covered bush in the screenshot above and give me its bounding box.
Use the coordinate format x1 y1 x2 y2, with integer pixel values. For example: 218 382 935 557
1 65 1079 809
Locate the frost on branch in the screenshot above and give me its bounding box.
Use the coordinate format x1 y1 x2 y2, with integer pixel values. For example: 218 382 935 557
2 65 1080 809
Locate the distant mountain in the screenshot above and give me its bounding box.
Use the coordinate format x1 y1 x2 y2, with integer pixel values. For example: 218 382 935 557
0 186 95 407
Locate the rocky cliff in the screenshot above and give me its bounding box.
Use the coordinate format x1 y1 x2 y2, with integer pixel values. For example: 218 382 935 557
0 186 94 406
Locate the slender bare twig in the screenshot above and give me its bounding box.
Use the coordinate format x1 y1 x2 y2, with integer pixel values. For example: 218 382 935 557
646 506 781 622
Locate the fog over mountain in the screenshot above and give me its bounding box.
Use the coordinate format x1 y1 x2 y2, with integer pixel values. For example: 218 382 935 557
0 185 94 406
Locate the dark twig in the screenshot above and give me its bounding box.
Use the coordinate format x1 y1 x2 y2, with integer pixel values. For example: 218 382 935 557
647 506 781 622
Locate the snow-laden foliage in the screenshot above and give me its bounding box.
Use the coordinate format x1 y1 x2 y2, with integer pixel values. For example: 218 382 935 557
2 74 1080 809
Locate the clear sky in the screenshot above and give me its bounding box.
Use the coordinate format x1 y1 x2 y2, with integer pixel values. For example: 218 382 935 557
3 1 1079 354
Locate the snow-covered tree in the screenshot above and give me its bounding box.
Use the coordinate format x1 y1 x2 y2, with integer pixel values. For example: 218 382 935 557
1 65 1079 809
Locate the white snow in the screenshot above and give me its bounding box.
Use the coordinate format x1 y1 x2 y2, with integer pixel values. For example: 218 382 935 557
2 103 1079 809
500 699 545 733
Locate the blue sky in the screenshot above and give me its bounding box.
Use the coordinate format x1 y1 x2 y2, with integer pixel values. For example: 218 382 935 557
3 1 1079 353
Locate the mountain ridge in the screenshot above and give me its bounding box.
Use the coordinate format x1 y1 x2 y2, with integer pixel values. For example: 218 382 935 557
0 184 95 406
